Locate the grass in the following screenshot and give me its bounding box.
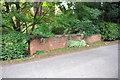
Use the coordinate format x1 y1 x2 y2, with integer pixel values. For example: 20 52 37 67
1 40 119 65
48 40 119 54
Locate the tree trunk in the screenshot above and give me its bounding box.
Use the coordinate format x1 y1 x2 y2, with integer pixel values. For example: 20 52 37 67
31 2 43 34
33 2 42 16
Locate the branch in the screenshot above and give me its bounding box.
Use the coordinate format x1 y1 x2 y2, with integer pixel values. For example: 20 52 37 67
31 2 42 32
27 8 50 28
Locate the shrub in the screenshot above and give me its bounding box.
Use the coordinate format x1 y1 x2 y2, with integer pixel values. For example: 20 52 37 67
32 23 54 38
1 30 31 60
50 14 81 34
75 4 101 20
77 20 100 37
100 22 120 41
50 12 100 36
67 40 86 47
74 4 101 36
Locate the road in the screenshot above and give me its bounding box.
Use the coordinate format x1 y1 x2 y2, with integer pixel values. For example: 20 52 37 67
2 44 119 78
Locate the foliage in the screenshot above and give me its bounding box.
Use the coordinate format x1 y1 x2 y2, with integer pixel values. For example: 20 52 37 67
1 2 119 61
84 2 101 9
74 4 101 20
36 50 45 55
100 22 120 41
74 3 101 36
50 12 100 36
50 14 81 34
32 23 54 38
1 2 55 34
102 2 120 23
1 30 31 60
67 40 86 47
56 2 74 14
1 2 35 32
77 20 100 37
84 2 120 23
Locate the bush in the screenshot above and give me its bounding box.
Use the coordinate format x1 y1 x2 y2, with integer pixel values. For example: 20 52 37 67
50 15 100 36
50 14 81 34
100 22 120 41
77 20 100 37
1 30 31 60
75 4 101 20
32 23 54 38
67 40 86 47
74 4 101 36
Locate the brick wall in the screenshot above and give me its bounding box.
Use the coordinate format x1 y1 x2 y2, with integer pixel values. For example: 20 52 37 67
30 34 101 55
48 37 68 51
84 34 101 43
71 36 83 41
30 36 83 55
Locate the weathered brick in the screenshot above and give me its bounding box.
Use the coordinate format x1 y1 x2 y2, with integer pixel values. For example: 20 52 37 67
29 35 101 55
84 34 101 43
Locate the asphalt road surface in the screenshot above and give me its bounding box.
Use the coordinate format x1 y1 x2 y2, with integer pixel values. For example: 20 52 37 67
2 44 119 78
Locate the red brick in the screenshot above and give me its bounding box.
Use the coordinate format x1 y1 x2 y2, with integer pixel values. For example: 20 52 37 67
29 34 101 55
84 34 101 43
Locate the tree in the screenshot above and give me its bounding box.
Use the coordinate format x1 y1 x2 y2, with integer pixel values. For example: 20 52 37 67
31 2 43 33
2 2 32 32
102 2 120 23
1 2 53 34
55 2 75 14
84 2 120 23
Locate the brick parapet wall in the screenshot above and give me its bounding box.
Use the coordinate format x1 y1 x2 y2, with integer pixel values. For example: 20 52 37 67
84 34 101 43
30 34 101 55
30 36 68 55
71 36 84 41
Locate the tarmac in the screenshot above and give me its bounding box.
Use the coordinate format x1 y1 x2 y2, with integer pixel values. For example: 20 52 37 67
2 44 119 78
